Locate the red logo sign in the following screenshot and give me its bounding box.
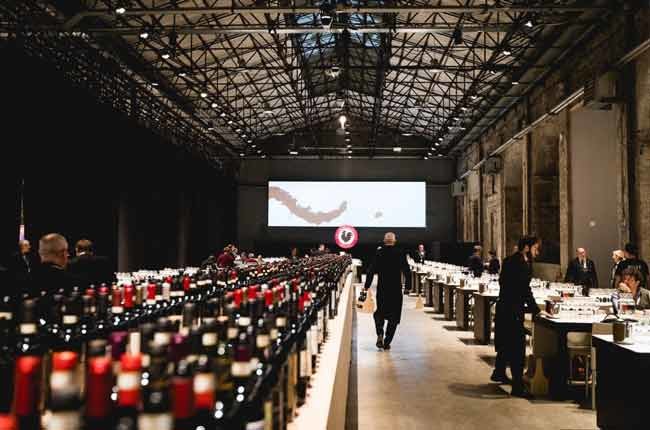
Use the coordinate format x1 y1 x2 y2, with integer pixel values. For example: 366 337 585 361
335 225 359 249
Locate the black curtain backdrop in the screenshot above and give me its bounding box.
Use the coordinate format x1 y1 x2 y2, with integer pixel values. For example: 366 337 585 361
2 42 236 272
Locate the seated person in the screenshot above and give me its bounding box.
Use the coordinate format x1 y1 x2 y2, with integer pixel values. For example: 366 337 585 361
67 239 113 286
613 267 650 310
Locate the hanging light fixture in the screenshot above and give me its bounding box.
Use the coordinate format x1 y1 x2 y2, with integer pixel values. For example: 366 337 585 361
338 114 347 129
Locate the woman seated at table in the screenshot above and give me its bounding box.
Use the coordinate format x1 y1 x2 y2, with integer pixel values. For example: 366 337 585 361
613 267 650 310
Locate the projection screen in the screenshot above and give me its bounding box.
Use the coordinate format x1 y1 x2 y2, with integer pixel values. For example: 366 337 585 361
268 181 426 227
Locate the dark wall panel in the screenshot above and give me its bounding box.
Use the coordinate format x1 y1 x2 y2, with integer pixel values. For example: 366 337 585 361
2 43 235 271
237 159 457 262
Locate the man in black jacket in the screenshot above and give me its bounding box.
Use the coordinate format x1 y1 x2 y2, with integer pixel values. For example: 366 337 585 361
364 232 412 350
487 250 501 275
467 245 484 277
412 243 427 263
29 233 83 297
491 236 548 398
564 247 598 295
67 239 113 286
7 239 38 284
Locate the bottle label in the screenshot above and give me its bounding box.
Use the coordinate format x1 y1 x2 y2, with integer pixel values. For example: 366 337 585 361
228 327 239 340
238 316 251 327
256 334 270 349
50 370 75 393
264 399 273 430
117 371 140 391
231 361 252 377
270 328 279 341
170 291 184 297
202 333 217 347
0 312 12 320
193 373 216 394
299 349 310 377
128 332 141 355
138 413 173 430
245 420 265 430
19 323 36 335
275 316 287 328
49 411 81 430
111 306 123 314
153 332 171 346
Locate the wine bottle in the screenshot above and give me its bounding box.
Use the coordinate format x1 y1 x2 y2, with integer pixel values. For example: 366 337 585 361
84 340 112 430
14 299 43 430
171 359 194 430
113 353 141 430
48 351 82 429
139 344 172 430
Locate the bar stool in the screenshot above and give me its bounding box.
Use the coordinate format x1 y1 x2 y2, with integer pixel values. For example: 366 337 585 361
590 322 613 410
567 332 591 399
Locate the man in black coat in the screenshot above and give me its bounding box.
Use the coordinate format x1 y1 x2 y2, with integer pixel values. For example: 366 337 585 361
29 233 84 297
7 240 38 283
67 239 114 286
487 250 501 275
491 236 547 398
564 247 598 295
363 232 412 350
467 245 484 277
412 243 427 263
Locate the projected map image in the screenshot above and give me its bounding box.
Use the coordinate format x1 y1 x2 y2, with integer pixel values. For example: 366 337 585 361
268 181 426 227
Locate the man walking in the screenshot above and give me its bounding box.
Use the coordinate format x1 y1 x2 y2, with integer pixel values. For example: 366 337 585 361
363 232 412 350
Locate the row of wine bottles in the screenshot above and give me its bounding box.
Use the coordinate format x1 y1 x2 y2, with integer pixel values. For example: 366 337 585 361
0 254 352 430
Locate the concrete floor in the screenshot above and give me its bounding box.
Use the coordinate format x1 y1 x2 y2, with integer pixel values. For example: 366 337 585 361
348 285 597 430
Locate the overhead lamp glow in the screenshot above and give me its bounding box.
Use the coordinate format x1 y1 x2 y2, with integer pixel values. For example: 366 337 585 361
139 32 149 39
393 147 402 153
503 48 512 56
220 112 227 118
345 137 351 142
211 102 218 108
240 153 245 157
347 155 352 159
401 133 413 137
512 80 520 85
151 82 159 87
345 130 350 135
525 19 534 28
227 120 234 125
241 134 247 138
470 94 478 100
115 7 126 15
235 128 242 133
346 144 351 148
460 107 468 112
179 71 187 77
438 137 443 141
200 92 208 98
289 150 299 155
424 156 428 160
248 141 254 145
161 53 170 60
338 114 347 129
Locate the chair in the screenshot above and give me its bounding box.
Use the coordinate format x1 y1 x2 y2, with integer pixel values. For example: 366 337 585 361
590 322 613 410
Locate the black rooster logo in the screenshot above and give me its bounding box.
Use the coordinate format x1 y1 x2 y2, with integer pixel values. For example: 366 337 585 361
340 230 353 243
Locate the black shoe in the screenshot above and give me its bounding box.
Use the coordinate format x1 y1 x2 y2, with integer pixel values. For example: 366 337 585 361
383 343 391 350
376 336 384 349
510 387 533 399
490 371 511 384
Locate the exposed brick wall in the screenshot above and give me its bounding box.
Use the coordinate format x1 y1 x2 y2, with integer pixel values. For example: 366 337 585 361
456 5 650 271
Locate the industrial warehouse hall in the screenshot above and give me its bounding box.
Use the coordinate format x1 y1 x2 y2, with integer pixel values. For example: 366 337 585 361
1 1 649 430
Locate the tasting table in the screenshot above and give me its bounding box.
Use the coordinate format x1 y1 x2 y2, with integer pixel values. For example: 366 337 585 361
473 292 499 344
442 283 458 321
534 315 604 400
592 335 650 430
424 277 435 307
456 287 477 330
432 281 445 314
